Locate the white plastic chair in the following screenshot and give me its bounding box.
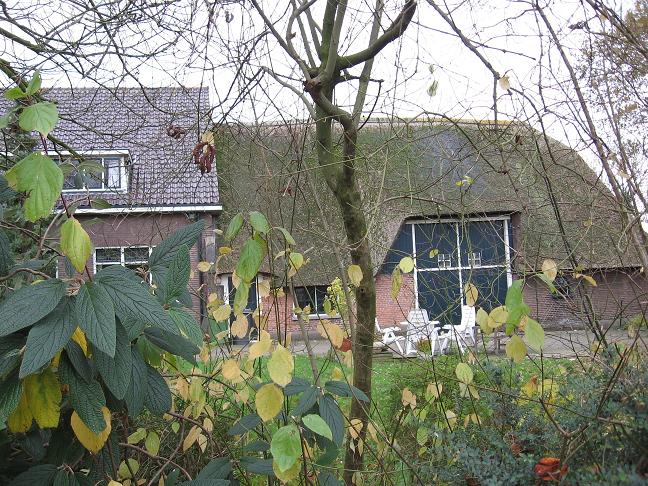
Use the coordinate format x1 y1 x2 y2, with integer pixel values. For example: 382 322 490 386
374 318 404 354
439 305 476 354
401 309 441 356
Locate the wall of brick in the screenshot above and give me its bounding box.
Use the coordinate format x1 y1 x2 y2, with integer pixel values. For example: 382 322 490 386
375 273 416 327
62 212 215 321
523 269 648 329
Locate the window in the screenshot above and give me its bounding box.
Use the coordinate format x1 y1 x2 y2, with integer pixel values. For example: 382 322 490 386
294 286 329 315
468 252 482 267
95 246 150 275
61 155 127 191
552 275 572 300
438 253 452 268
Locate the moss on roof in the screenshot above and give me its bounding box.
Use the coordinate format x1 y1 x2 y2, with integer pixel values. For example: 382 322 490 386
214 119 637 286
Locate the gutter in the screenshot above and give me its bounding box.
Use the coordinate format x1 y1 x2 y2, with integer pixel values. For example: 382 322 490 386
68 204 223 215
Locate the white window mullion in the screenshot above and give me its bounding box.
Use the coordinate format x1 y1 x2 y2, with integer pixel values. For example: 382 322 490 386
455 222 464 305
411 223 419 309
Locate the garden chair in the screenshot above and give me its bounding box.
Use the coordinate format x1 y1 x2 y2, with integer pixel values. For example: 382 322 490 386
374 318 404 354
439 305 476 354
401 309 441 356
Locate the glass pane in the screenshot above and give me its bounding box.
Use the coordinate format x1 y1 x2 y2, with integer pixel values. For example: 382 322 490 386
417 270 461 325
95 262 119 273
461 268 509 310
314 286 328 314
415 222 457 269
83 169 102 189
381 224 413 274
124 246 149 262
294 286 315 312
227 277 258 312
104 157 122 189
95 248 121 263
459 220 506 267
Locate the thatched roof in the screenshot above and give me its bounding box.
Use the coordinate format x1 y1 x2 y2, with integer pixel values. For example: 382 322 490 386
214 119 637 286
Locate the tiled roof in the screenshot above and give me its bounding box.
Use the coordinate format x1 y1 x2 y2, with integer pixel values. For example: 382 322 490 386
42 87 217 208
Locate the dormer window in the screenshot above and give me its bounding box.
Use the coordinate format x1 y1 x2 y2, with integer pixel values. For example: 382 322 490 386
58 151 129 191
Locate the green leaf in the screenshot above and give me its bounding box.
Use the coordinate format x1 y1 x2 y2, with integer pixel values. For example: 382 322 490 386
76 282 116 357
0 279 66 337
94 321 132 399
319 394 344 445
9 464 58 486
302 414 332 441
149 220 204 269
196 457 232 481
60 218 92 273
276 227 296 245
144 364 172 415
144 327 198 364
228 413 262 436
455 363 473 384
292 386 319 416
232 280 250 315
238 457 274 476
323 381 369 402
224 213 244 242
0 112 12 130
236 238 265 282
18 101 58 135
249 211 270 234
20 298 75 378
169 308 203 346
89 198 112 210
94 265 178 335
124 349 148 418
0 336 24 381
5 86 27 100
0 373 22 423
505 280 529 326
26 72 42 96
505 335 526 363
59 358 106 434
145 431 160 456
0 228 15 275
524 318 545 351
5 153 63 221
161 244 190 304
270 424 302 472
64 340 92 383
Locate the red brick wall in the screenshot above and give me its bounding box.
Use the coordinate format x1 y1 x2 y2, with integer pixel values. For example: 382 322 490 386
523 269 648 329
375 273 416 327
61 212 215 321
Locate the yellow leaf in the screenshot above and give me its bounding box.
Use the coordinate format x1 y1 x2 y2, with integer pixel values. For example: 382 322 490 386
347 264 363 287
256 383 283 422
231 272 241 289
207 293 219 304
197 261 212 272
176 377 189 400
25 369 61 428
249 332 272 361
331 367 344 381
231 315 249 339
288 252 304 271
445 409 457 428
199 345 210 364
273 458 301 483
342 349 353 368
118 458 140 479
72 327 89 356
203 417 214 432
317 320 344 348
574 273 597 286
221 359 240 382
398 257 414 273
425 382 442 401
60 217 92 273
7 389 33 433
463 283 478 307
487 306 508 329
268 344 294 387
218 246 232 255
391 267 402 300
198 433 208 452
235 388 250 404
401 387 417 409
212 304 231 321
108 481 123 486
189 377 204 402
541 259 558 282
257 279 271 298
71 407 111 453
145 431 160 456
476 308 490 335
506 335 526 363
183 425 200 451
348 418 364 440
498 75 511 90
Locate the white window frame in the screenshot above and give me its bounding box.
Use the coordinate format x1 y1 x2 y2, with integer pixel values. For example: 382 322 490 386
292 285 330 319
56 150 130 193
468 251 482 267
93 245 152 274
411 216 513 309
437 253 452 268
